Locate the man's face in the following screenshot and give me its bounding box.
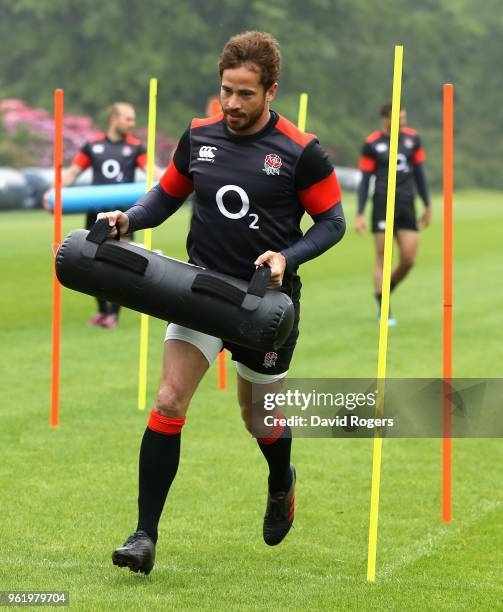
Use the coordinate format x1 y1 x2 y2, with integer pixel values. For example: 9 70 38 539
220 64 277 135
112 106 136 137
382 109 407 132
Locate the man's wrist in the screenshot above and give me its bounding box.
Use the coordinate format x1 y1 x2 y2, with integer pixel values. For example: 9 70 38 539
280 250 293 271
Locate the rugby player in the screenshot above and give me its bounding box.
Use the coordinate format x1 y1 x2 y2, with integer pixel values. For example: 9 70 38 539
99 31 346 574
356 103 431 324
45 103 161 328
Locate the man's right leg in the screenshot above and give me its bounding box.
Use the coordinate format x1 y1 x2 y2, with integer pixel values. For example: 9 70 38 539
137 338 209 541
113 334 214 574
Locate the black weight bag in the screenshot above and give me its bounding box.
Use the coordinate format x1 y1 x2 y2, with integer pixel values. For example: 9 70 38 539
55 219 295 351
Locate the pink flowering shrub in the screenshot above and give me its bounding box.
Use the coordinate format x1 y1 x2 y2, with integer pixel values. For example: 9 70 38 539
0 99 175 168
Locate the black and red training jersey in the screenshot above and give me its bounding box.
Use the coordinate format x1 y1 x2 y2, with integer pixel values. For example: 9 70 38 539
72 133 147 185
127 111 343 284
358 128 426 200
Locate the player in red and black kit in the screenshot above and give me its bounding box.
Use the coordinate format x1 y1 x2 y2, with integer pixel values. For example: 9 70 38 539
99 32 345 575
45 102 161 328
356 103 431 324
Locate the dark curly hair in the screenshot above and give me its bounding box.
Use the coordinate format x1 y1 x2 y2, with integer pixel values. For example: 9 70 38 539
219 31 281 90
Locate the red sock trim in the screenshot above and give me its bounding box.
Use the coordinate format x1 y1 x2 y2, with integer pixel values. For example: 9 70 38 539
148 410 186 435
258 411 285 446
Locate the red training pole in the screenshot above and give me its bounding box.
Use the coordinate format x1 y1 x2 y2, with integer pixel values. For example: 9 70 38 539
442 83 454 522
218 350 227 391
50 89 64 428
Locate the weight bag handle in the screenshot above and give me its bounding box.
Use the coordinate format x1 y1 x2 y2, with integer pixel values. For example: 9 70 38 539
191 274 246 306
86 218 148 275
247 266 271 297
86 218 120 244
191 265 272 311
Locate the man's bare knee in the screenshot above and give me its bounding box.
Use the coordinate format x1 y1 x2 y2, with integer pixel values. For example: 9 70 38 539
155 386 189 418
400 256 415 271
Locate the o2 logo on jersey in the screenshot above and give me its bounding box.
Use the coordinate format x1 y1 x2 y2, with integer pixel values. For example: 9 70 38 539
262 153 282 176
215 185 259 230
396 153 410 173
101 158 124 182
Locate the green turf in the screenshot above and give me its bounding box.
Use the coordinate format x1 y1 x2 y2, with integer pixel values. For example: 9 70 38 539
1 192 502 610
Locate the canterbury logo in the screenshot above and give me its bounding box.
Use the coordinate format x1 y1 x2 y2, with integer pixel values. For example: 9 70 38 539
198 146 217 160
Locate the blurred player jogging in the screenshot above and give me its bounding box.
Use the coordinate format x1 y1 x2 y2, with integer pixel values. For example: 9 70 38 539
356 103 431 324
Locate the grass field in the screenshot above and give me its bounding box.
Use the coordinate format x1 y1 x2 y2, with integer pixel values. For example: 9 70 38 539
1 191 502 610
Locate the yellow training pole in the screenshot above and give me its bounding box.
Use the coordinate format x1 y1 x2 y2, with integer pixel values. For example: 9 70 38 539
138 77 158 410
367 46 403 582
297 92 308 132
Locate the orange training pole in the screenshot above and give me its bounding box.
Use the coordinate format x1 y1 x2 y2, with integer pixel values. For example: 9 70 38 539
50 89 64 428
218 350 227 391
442 83 454 522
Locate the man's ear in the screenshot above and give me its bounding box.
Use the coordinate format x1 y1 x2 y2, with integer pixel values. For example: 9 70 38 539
266 82 278 103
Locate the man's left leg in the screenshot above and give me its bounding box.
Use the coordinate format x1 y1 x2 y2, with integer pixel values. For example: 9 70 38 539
237 370 295 546
391 229 419 290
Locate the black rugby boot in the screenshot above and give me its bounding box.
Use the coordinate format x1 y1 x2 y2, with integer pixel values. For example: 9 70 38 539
112 530 156 575
263 464 296 546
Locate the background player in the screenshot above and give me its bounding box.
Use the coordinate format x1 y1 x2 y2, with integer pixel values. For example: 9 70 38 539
45 102 162 328
98 31 345 575
356 103 431 324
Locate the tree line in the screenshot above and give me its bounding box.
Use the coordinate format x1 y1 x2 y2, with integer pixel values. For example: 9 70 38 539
0 0 501 189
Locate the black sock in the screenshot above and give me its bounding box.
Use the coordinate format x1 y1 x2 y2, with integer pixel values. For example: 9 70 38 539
136 428 181 542
257 425 292 493
97 299 108 314
375 292 393 317
390 279 397 292
108 303 121 316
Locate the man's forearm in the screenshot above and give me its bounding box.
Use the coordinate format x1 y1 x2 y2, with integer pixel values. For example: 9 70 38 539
60 164 82 188
413 163 431 206
357 172 371 214
126 184 185 232
281 204 346 270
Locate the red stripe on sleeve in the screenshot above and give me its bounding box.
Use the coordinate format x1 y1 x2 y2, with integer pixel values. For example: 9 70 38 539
412 147 426 164
159 161 194 198
72 151 91 170
136 152 147 169
298 171 342 215
358 155 377 172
